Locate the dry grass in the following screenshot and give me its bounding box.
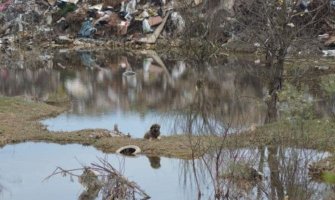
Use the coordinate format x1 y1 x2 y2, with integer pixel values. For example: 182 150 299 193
0 96 334 167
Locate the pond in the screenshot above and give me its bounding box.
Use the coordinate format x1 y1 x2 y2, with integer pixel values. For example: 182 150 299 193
0 142 197 200
0 142 333 200
1 50 270 137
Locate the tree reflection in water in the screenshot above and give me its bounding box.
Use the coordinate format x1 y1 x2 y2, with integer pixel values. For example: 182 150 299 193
176 61 334 199
1 50 335 198
46 157 150 200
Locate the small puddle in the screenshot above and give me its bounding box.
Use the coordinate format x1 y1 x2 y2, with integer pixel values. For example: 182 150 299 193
0 143 333 200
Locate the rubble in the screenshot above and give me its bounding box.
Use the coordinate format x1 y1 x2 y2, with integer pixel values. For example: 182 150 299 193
0 0 186 48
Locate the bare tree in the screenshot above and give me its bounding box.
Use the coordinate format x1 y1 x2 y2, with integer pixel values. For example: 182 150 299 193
234 0 330 66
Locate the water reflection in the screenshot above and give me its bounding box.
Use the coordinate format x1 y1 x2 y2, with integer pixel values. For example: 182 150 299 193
0 50 274 136
147 156 161 169
0 142 196 200
181 147 334 199
0 142 332 200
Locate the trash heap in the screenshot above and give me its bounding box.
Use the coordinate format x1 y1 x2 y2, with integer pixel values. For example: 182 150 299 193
0 0 186 46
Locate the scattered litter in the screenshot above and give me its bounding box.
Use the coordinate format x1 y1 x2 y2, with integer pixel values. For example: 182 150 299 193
322 50 335 56
0 0 12 12
149 16 163 26
287 23 295 28
55 35 73 44
116 145 141 156
168 12 185 36
143 18 153 33
318 33 330 40
324 35 335 46
78 19 97 38
315 66 329 70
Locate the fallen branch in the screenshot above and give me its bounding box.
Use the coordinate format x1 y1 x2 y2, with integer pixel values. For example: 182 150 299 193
45 157 151 200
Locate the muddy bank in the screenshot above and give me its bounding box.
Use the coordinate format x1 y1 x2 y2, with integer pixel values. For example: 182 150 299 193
0 96 334 160
0 96 196 158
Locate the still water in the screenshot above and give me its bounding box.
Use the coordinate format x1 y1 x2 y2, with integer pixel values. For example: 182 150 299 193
0 142 333 200
1 50 269 136
0 142 197 200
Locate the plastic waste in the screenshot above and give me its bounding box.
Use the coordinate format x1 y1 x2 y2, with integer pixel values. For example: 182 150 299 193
126 0 136 14
0 0 12 12
143 18 153 33
78 19 96 38
169 12 185 35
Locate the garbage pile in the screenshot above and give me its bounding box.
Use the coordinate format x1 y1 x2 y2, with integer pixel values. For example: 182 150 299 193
0 0 186 46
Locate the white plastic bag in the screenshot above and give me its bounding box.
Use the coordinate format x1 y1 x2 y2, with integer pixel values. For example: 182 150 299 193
142 19 153 33
126 0 136 14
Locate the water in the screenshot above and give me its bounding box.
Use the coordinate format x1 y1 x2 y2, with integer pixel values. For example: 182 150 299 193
0 50 269 137
0 142 196 200
0 142 332 200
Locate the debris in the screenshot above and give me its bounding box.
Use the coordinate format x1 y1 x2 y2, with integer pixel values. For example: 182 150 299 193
55 35 74 44
322 50 335 56
148 16 163 26
142 18 153 33
117 20 129 35
0 0 12 12
78 19 97 38
166 11 185 36
324 35 335 46
331 0 335 7
116 145 141 156
0 0 182 47
318 33 330 40
287 22 295 28
126 0 137 15
194 0 203 6
253 42 260 47
315 66 329 70
122 70 137 88
89 3 103 10
139 11 171 43
61 0 80 5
